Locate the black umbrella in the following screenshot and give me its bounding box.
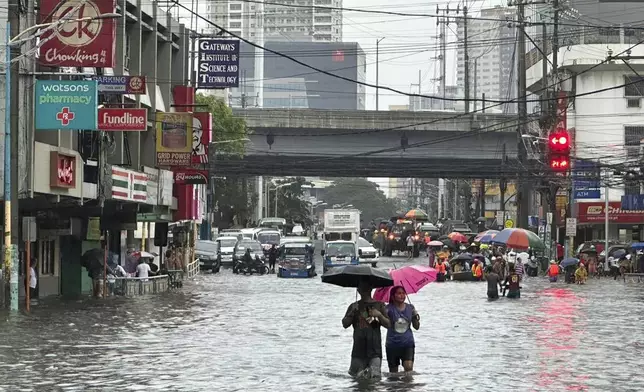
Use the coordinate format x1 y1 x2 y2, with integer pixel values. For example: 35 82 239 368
450 253 473 263
321 265 394 288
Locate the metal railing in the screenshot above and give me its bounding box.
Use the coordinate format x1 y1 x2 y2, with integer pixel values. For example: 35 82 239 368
186 258 200 279
111 275 170 297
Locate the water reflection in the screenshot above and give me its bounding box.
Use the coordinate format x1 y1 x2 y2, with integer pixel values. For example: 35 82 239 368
0 269 643 391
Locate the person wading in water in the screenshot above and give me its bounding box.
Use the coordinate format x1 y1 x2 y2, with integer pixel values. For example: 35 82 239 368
342 278 391 378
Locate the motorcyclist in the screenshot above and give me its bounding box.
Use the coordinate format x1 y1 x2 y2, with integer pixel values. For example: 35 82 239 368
243 248 253 268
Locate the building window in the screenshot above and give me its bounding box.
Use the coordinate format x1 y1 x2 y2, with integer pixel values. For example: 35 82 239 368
624 125 644 194
230 22 242 29
39 239 56 276
230 13 242 19
230 3 242 10
625 76 644 97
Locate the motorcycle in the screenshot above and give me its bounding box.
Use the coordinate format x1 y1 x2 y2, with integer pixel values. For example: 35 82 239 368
233 254 269 275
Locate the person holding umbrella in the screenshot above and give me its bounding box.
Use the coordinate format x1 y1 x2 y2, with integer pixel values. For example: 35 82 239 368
342 278 391 378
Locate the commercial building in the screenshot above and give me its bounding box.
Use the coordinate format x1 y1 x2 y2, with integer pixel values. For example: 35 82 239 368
525 0 644 242
0 0 208 302
457 6 517 113
409 86 458 111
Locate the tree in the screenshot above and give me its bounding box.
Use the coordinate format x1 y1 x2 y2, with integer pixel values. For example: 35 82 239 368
269 177 313 228
322 179 398 227
194 94 253 228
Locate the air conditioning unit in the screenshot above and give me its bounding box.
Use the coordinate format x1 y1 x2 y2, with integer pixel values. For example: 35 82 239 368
627 98 641 108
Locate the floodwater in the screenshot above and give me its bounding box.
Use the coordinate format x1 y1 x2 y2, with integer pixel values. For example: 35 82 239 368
0 257 644 391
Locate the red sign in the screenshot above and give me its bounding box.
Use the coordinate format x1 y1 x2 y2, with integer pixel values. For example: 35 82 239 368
98 108 148 131
192 112 212 164
332 50 344 62
50 151 76 188
174 170 208 185
554 90 568 132
577 202 644 224
39 0 117 67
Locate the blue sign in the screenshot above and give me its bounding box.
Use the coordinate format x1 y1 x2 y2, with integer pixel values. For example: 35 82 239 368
35 80 98 130
572 159 600 198
575 189 601 199
91 75 146 94
198 39 240 88
622 195 644 210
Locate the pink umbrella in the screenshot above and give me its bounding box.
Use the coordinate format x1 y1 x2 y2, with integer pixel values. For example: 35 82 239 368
373 265 437 302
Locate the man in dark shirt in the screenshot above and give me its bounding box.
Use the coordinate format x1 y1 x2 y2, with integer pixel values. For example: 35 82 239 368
503 266 521 298
484 266 502 300
342 278 391 378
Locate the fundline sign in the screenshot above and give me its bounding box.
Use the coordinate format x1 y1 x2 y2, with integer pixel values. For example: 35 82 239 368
198 39 240 89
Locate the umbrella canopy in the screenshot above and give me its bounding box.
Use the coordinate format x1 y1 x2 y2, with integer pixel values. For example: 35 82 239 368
472 253 485 261
491 228 544 250
133 251 157 259
451 253 473 263
428 240 444 247
404 209 428 219
321 264 394 288
560 257 579 268
516 252 531 263
448 232 469 243
373 265 437 302
474 230 499 244
612 249 627 259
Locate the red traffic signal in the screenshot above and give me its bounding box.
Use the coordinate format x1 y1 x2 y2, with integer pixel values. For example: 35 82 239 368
549 155 570 172
548 131 570 153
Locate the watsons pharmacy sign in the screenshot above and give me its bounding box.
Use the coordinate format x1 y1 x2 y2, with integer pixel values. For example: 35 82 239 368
35 80 98 130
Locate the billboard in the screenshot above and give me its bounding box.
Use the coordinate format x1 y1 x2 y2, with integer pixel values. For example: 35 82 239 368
39 0 117 67
156 112 193 166
192 112 212 164
92 75 146 94
98 108 147 131
174 170 209 185
35 80 98 130
198 39 240 88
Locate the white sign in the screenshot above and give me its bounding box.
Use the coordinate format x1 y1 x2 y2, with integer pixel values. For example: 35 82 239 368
22 217 37 242
566 218 577 237
546 212 553 225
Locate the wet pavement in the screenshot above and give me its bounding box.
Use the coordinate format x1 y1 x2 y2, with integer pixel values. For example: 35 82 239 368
0 255 643 391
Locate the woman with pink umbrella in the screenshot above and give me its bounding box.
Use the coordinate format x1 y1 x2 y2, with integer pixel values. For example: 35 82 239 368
385 286 420 374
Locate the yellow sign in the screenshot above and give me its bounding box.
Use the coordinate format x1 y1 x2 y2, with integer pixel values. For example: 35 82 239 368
86 217 101 241
156 112 193 166
504 219 514 228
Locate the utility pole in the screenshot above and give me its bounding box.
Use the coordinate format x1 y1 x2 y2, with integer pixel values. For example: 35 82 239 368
435 6 452 110
461 2 470 113
376 37 385 111
513 0 530 229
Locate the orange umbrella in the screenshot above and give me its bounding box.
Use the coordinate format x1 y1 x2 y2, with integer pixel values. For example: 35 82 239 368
447 232 468 243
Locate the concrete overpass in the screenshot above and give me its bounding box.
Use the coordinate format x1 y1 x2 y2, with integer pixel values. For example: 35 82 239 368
211 108 537 178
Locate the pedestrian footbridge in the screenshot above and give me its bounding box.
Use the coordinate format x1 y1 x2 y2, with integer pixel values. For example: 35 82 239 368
211 108 533 178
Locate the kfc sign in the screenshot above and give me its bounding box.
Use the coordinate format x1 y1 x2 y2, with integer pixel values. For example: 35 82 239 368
39 0 117 67
578 202 644 224
98 108 147 131
174 170 208 185
50 151 76 188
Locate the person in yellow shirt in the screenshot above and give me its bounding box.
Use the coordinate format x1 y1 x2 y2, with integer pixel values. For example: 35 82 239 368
575 263 588 284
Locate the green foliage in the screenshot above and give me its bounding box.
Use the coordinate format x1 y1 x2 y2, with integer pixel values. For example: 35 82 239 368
269 177 313 227
195 94 253 228
194 94 248 155
322 178 398 226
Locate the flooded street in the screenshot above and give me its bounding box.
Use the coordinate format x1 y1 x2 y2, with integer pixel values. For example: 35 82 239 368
1 257 644 391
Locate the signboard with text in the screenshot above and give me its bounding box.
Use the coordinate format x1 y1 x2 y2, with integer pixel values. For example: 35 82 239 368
578 201 644 224
98 108 148 131
38 0 117 67
156 112 193 166
573 159 601 199
173 169 209 185
35 80 98 130
92 75 146 94
198 39 240 88
50 151 76 189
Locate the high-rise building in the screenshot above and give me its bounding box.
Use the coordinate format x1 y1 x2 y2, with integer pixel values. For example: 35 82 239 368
456 6 517 113
206 0 265 108
409 86 458 111
263 0 343 42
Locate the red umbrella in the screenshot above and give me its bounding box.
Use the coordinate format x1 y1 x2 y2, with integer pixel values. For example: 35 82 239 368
448 232 468 243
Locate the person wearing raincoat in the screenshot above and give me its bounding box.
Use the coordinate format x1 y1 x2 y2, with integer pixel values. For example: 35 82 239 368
547 260 560 282
575 262 588 284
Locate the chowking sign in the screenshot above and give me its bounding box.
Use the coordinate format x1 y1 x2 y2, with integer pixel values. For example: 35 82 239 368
174 170 209 185
39 0 117 67
98 108 147 131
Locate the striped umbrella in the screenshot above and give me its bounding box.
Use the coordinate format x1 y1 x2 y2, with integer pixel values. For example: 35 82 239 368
491 228 544 250
404 209 428 219
474 230 500 244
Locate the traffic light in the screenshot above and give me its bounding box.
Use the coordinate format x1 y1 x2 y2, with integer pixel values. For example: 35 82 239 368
547 130 571 172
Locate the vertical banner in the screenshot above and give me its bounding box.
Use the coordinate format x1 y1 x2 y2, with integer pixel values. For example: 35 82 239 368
192 112 212 164
198 39 240 88
39 0 117 67
156 112 193 166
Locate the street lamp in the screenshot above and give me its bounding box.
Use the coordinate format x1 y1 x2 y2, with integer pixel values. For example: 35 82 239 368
3 12 121 311
268 181 295 217
376 37 385 111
